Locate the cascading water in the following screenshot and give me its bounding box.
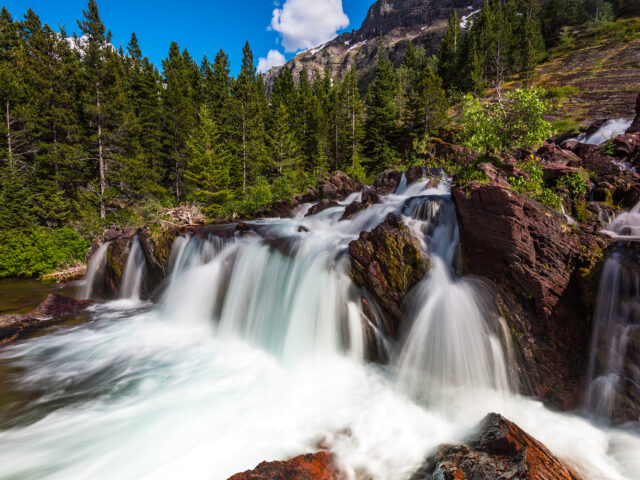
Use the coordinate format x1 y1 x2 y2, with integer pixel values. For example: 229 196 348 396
570 118 633 146
78 242 109 300
586 203 640 421
119 237 146 301
0 177 639 480
397 193 514 408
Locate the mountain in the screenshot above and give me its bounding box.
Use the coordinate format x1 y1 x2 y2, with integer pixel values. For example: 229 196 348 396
264 0 483 90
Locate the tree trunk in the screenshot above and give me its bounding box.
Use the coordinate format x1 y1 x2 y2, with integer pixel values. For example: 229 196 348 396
6 99 12 168
242 118 247 195
97 90 106 220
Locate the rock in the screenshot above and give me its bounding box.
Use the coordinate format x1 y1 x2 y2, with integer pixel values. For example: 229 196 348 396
576 151 620 178
585 119 608 138
265 199 300 218
536 142 580 165
90 227 167 299
227 452 340 480
612 133 640 163
306 199 340 217
410 413 583 480
317 171 360 200
372 168 404 195
627 92 640 134
341 188 380 220
348 213 430 336
0 294 94 344
452 180 609 409
541 163 585 184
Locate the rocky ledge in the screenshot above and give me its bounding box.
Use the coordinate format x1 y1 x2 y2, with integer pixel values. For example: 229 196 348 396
227 452 340 480
0 294 94 344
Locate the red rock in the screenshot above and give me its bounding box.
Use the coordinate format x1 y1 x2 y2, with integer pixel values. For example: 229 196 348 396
536 142 580 165
341 188 380 220
612 133 640 163
627 92 640 134
0 294 94 344
411 413 583 480
541 163 586 184
227 452 340 480
452 180 609 408
372 168 404 195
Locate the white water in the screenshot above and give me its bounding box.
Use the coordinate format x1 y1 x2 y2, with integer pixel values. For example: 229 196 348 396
572 118 633 146
119 237 146 301
586 203 640 421
1 178 639 480
78 242 109 300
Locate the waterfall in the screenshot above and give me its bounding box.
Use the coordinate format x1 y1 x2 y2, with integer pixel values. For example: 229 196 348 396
570 118 633 146
119 236 146 301
78 242 109 300
586 203 640 420
397 194 514 408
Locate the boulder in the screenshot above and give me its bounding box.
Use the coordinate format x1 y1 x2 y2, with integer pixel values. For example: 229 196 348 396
452 179 609 409
612 133 640 163
410 413 583 480
306 199 340 217
372 168 404 195
0 294 94 344
348 213 430 337
341 188 380 220
541 163 584 184
536 142 580 165
227 452 340 480
317 172 360 200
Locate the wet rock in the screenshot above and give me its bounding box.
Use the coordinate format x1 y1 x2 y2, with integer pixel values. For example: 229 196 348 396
452 179 609 409
541 163 584 184
265 198 300 218
577 151 620 178
372 168 404 195
318 171 360 200
348 213 430 336
341 188 380 220
410 413 583 480
585 119 608 138
612 133 640 163
227 452 340 480
306 199 340 217
0 294 94 344
536 142 580 165
627 92 640 134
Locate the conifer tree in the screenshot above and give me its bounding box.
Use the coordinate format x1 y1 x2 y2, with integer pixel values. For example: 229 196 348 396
438 11 461 89
365 39 399 170
266 102 301 176
185 105 232 217
520 0 545 86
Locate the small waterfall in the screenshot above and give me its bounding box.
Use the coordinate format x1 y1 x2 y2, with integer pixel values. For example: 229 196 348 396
79 242 109 300
397 195 513 408
586 203 640 420
396 173 407 194
570 118 633 146
119 237 145 301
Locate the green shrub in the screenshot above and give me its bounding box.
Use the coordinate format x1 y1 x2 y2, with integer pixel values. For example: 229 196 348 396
460 88 555 153
558 170 590 196
508 156 562 209
600 141 617 156
0 227 90 278
546 85 580 99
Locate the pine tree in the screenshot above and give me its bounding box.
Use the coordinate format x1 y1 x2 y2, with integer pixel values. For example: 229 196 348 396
520 0 545 86
185 105 232 217
438 11 461 89
364 39 399 170
266 102 300 176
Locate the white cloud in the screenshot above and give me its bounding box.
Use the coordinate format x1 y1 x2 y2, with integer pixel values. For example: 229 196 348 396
270 0 349 52
257 49 286 73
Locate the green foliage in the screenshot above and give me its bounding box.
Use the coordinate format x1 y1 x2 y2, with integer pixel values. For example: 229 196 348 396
600 141 617 156
0 228 89 278
508 156 562 209
558 170 590 196
546 85 580 99
460 88 555 153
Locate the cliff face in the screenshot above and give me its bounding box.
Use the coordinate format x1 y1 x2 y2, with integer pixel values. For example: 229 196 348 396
264 0 482 90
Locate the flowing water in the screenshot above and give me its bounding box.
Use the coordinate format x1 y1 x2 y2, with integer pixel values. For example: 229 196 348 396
571 118 633 146
1 179 639 480
586 203 640 421
119 237 146 301
79 242 109 300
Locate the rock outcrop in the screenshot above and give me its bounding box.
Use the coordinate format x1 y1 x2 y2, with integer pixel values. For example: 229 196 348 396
317 171 361 200
348 213 429 337
452 179 609 408
227 452 340 480
626 92 640 134
0 294 94 344
410 413 583 480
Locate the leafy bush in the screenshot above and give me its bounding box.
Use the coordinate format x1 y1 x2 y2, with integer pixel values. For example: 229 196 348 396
600 141 617 157
508 156 562 209
558 170 590 196
0 227 90 278
460 88 555 153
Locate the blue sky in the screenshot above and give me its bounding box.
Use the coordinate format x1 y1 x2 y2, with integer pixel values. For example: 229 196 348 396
2 0 373 74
